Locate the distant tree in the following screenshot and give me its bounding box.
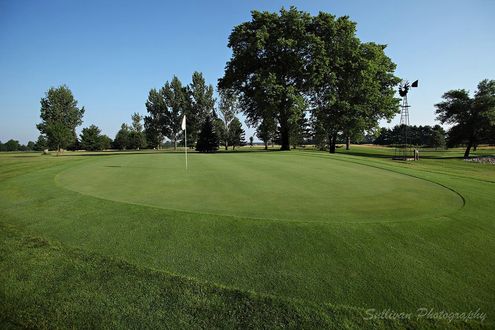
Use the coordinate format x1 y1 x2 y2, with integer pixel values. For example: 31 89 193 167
163 76 189 149
360 130 379 144
213 116 227 148
256 118 276 150
26 141 35 151
100 135 112 150
435 79 495 158
128 131 146 150
290 112 310 149
66 131 80 151
4 139 20 151
373 127 392 145
430 128 446 150
114 123 131 150
129 113 146 149
216 90 238 150
144 88 168 149
37 85 85 152
228 117 245 150
188 72 215 146
195 115 219 152
80 125 105 151
373 125 447 148
131 113 144 132
18 144 29 151
33 135 48 151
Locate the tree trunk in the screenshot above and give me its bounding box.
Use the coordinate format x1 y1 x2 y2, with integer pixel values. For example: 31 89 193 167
264 141 268 150
473 144 477 151
464 142 472 159
329 134 337 154
346 136 350 150
174 136 177 150
225 141 228 150
280 120 290 151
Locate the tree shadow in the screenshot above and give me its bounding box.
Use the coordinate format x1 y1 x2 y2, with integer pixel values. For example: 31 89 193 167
58 148 286 157
337 149 466 160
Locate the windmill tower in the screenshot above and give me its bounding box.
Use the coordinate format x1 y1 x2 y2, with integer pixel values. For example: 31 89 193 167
394 80 418 160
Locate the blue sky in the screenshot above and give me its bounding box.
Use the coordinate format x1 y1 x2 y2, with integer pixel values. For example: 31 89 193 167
1 0 494 143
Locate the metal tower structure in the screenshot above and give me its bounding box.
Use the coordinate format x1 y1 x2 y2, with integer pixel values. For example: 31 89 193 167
394 80 418 160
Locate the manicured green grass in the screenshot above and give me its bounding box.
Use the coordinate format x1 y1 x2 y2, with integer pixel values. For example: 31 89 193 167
1 147 494 328
55 152 461 222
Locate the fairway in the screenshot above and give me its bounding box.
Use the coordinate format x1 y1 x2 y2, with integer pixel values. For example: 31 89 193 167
56 152 462 223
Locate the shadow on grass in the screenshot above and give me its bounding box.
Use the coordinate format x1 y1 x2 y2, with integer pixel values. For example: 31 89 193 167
336 150 466 160
57 148 285 157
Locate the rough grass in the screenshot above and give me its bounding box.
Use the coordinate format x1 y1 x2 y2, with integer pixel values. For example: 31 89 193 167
0 146 494 328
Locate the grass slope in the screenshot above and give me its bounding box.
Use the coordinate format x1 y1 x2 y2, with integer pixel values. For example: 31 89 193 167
4 222 485 329
0 147 494 328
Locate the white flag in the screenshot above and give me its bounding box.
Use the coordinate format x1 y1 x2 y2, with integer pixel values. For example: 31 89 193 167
181 115 186 130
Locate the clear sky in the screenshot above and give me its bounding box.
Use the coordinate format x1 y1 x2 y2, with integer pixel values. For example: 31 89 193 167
1 0 494 143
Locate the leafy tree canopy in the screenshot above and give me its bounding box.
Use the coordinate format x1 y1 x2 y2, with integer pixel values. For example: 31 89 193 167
37 85 85 151
435 79 495 158
80 125 109 151
219 7 399 152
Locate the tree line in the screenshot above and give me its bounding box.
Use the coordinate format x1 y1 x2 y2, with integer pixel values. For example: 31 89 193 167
27 75 491 157
143 72 245 152
0 139 39 152
373 125 446 149
31 72 247 153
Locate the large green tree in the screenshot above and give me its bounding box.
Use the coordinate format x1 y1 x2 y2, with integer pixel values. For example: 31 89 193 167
188 72 215 146
144 88 168 149
45 122 73 154
435 79 495 158
219 7 325 150
228 117 246 150
311 13 400 153
37 85 85 152
164 76 189 149
145 76 189 150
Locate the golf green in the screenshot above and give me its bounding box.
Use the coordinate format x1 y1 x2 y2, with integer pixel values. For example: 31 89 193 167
55 152 462 223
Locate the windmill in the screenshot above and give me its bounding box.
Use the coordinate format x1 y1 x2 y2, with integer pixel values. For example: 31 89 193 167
394 80 418 160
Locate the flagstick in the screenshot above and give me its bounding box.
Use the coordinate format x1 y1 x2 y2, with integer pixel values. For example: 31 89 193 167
185 125 188 171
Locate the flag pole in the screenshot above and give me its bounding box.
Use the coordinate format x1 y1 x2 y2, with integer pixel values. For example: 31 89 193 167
185 124 188 170
182 114 187 171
